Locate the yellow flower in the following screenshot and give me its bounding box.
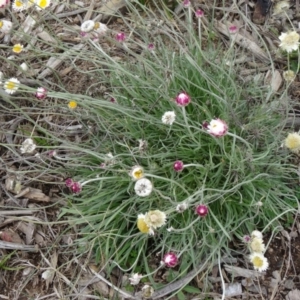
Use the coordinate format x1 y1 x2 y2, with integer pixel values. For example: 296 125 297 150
250 237 265 253
285 133 300 153
137 214 154 235
12 0 27 11
144 210 166 229
12 43 23 54
35 0 51 10
249 252 269 272
130 166 144 180
68 100 77 109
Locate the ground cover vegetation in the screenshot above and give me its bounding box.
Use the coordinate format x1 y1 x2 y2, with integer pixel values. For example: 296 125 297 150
1 0 300 298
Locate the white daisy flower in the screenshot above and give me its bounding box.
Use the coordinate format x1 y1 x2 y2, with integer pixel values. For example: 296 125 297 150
144 210 166 229
279 31 300 53
251 230 263 239
162 111 176 125
128 273 143 285
250 237 265 253
273 0 290 15
4 78 20 94
35 0 51 10
0 19 13 34
94 22 108 35
129 165 144 180
81 20 95 33
249 252 269 272
134 178 153 197
12 0 28 11
0 0 9 9
20 138 36 154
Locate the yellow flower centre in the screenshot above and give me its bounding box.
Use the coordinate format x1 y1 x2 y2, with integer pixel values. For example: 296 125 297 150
252 256 263 268
0 21 3 29
6 81 16 90
94 22 100 30
133 169 143 179
137 218 149 233
15 0 24 7
38 0 48 8
13 44 23 53
68 101 77 109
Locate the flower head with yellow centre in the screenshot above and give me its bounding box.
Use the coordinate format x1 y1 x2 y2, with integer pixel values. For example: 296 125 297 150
250 237 265 253
137 214 154 235
285 132 300 153
94 22 108 35
35 0 51 10
130 165 144 180
249 252 269 272
68 100 77 109
279 31 300 53
12 43 23 54
12 0 27 11
0 19 13 34
144 210 166 229
4 78 20 94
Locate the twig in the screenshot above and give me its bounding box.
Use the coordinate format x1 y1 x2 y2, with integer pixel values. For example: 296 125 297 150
0 210 35 215
0 240 38 252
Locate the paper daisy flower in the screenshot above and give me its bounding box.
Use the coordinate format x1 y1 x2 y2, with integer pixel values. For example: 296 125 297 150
162 111 176 125
205 118 228 137
141 285 154 298
81 20 95 33
137 214 154 235
273 1 290 15
250 237 265 253
176 202 188 213
68 100 77 109
249 252 269 272
175 91 191 107
94 22 108 35
0 19 13 34
20 138 36 154
251 230 263 239
12 43 24 54
12 0 27 11
0 0 9 9
285 132 300 153
35 87 47 99
283 70 296 82
134 178 153 197
162 252 178 268
129 273 143 285
70 182 82 194
4 78 20 94
144 210 166 229
279 31 300 53
130 165 144 180
35 0 51 10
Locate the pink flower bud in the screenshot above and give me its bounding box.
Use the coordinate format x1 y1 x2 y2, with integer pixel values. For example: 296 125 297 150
175 92 191 107
173 160 184 172
195 9 204 18
183 0 190 7
35 87 47 100
70 182 82 194
65 178 73 188
116 32 126 42
196 204 208 217
229 25 238 34
162 252 178 267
